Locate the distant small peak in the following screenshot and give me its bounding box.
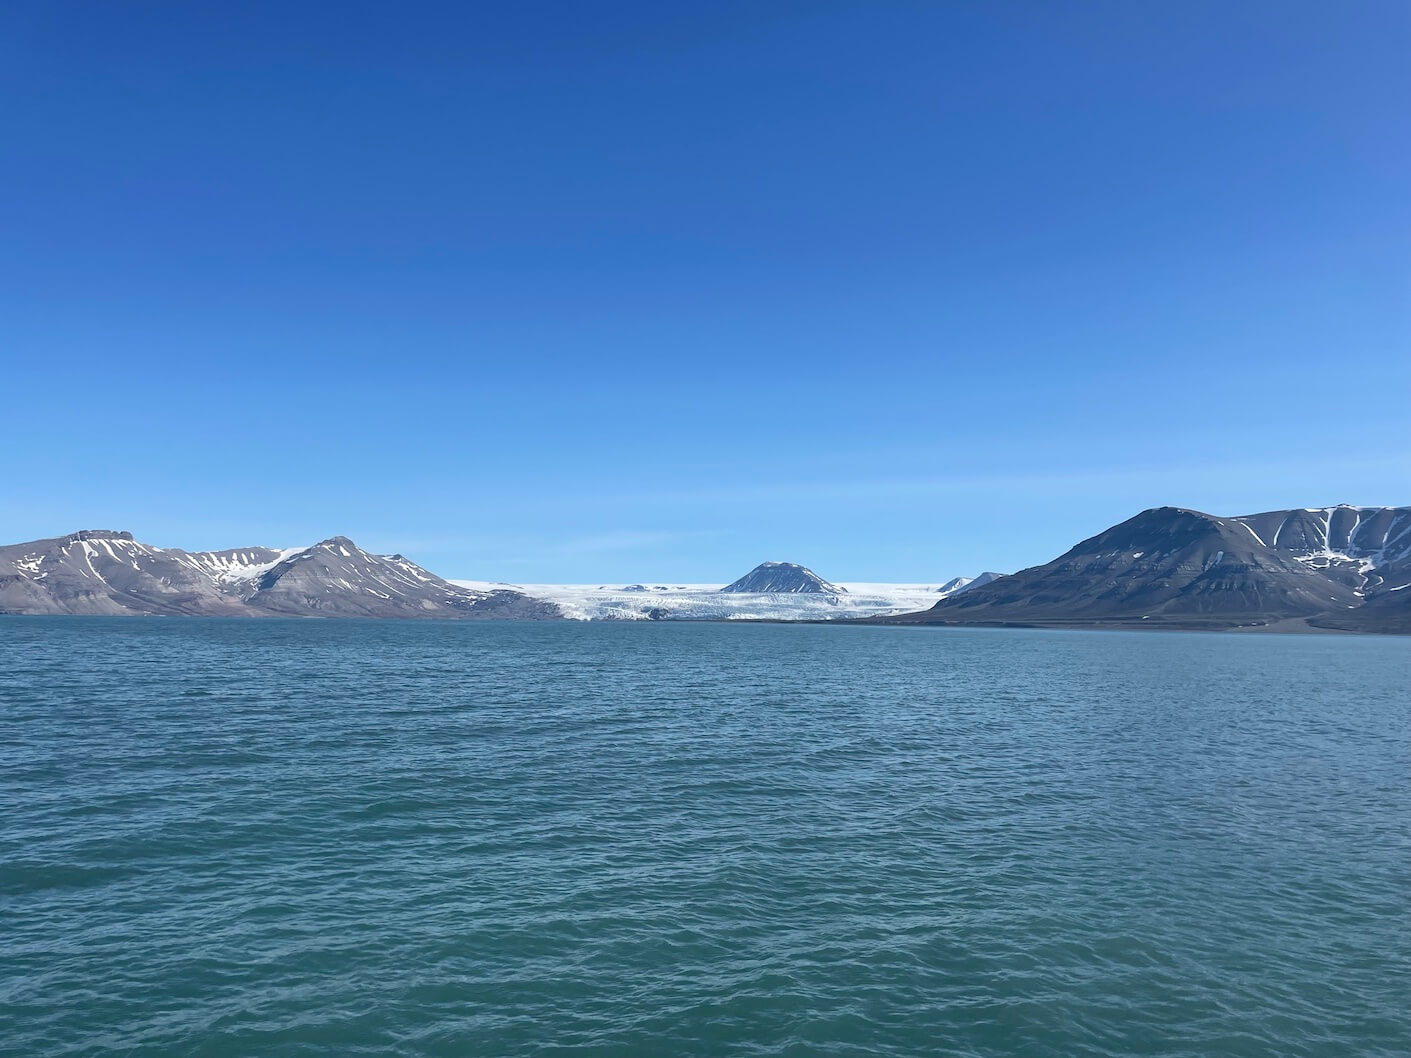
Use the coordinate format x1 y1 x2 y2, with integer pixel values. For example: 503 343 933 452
315 536 358 550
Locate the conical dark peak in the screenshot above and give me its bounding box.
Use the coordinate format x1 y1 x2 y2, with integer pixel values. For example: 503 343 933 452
721 561 846 594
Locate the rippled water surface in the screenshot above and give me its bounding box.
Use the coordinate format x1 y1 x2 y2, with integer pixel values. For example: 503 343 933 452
2 619 1408 1057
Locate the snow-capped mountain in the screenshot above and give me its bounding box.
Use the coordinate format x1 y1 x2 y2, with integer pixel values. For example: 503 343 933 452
182 545 309 589
234 537 558 618
896 505 1411 632
0 530 253 616
0 531 558 619
720 561 846 594
934 572 1006 597
1229 506 1411 593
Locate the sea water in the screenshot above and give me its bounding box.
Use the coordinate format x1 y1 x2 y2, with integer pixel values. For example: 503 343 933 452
2 619 1407 1057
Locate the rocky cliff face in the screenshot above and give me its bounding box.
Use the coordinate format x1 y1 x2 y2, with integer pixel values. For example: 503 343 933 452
0 531 559 619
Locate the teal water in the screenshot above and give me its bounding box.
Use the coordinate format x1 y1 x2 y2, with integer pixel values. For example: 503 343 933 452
2 619 1408 1057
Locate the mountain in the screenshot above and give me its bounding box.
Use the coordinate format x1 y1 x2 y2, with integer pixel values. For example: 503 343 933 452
935 572 1006 597
235 537 559 618
720 562 846 594
0 531 559 619
892 505 1411 632
0 530 254 617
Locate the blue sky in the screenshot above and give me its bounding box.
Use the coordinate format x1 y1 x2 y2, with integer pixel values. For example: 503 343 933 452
3 1 1407 582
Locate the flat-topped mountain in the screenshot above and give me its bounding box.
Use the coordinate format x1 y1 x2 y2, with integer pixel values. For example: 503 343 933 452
720 561 846 594
0 530 559 619
0 530 254 617
894 505 1410 632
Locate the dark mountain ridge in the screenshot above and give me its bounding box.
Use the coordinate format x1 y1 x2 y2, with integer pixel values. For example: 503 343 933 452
891 505 1410 633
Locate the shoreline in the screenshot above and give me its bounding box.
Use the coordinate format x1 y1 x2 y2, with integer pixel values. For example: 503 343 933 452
3 611 1406 636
